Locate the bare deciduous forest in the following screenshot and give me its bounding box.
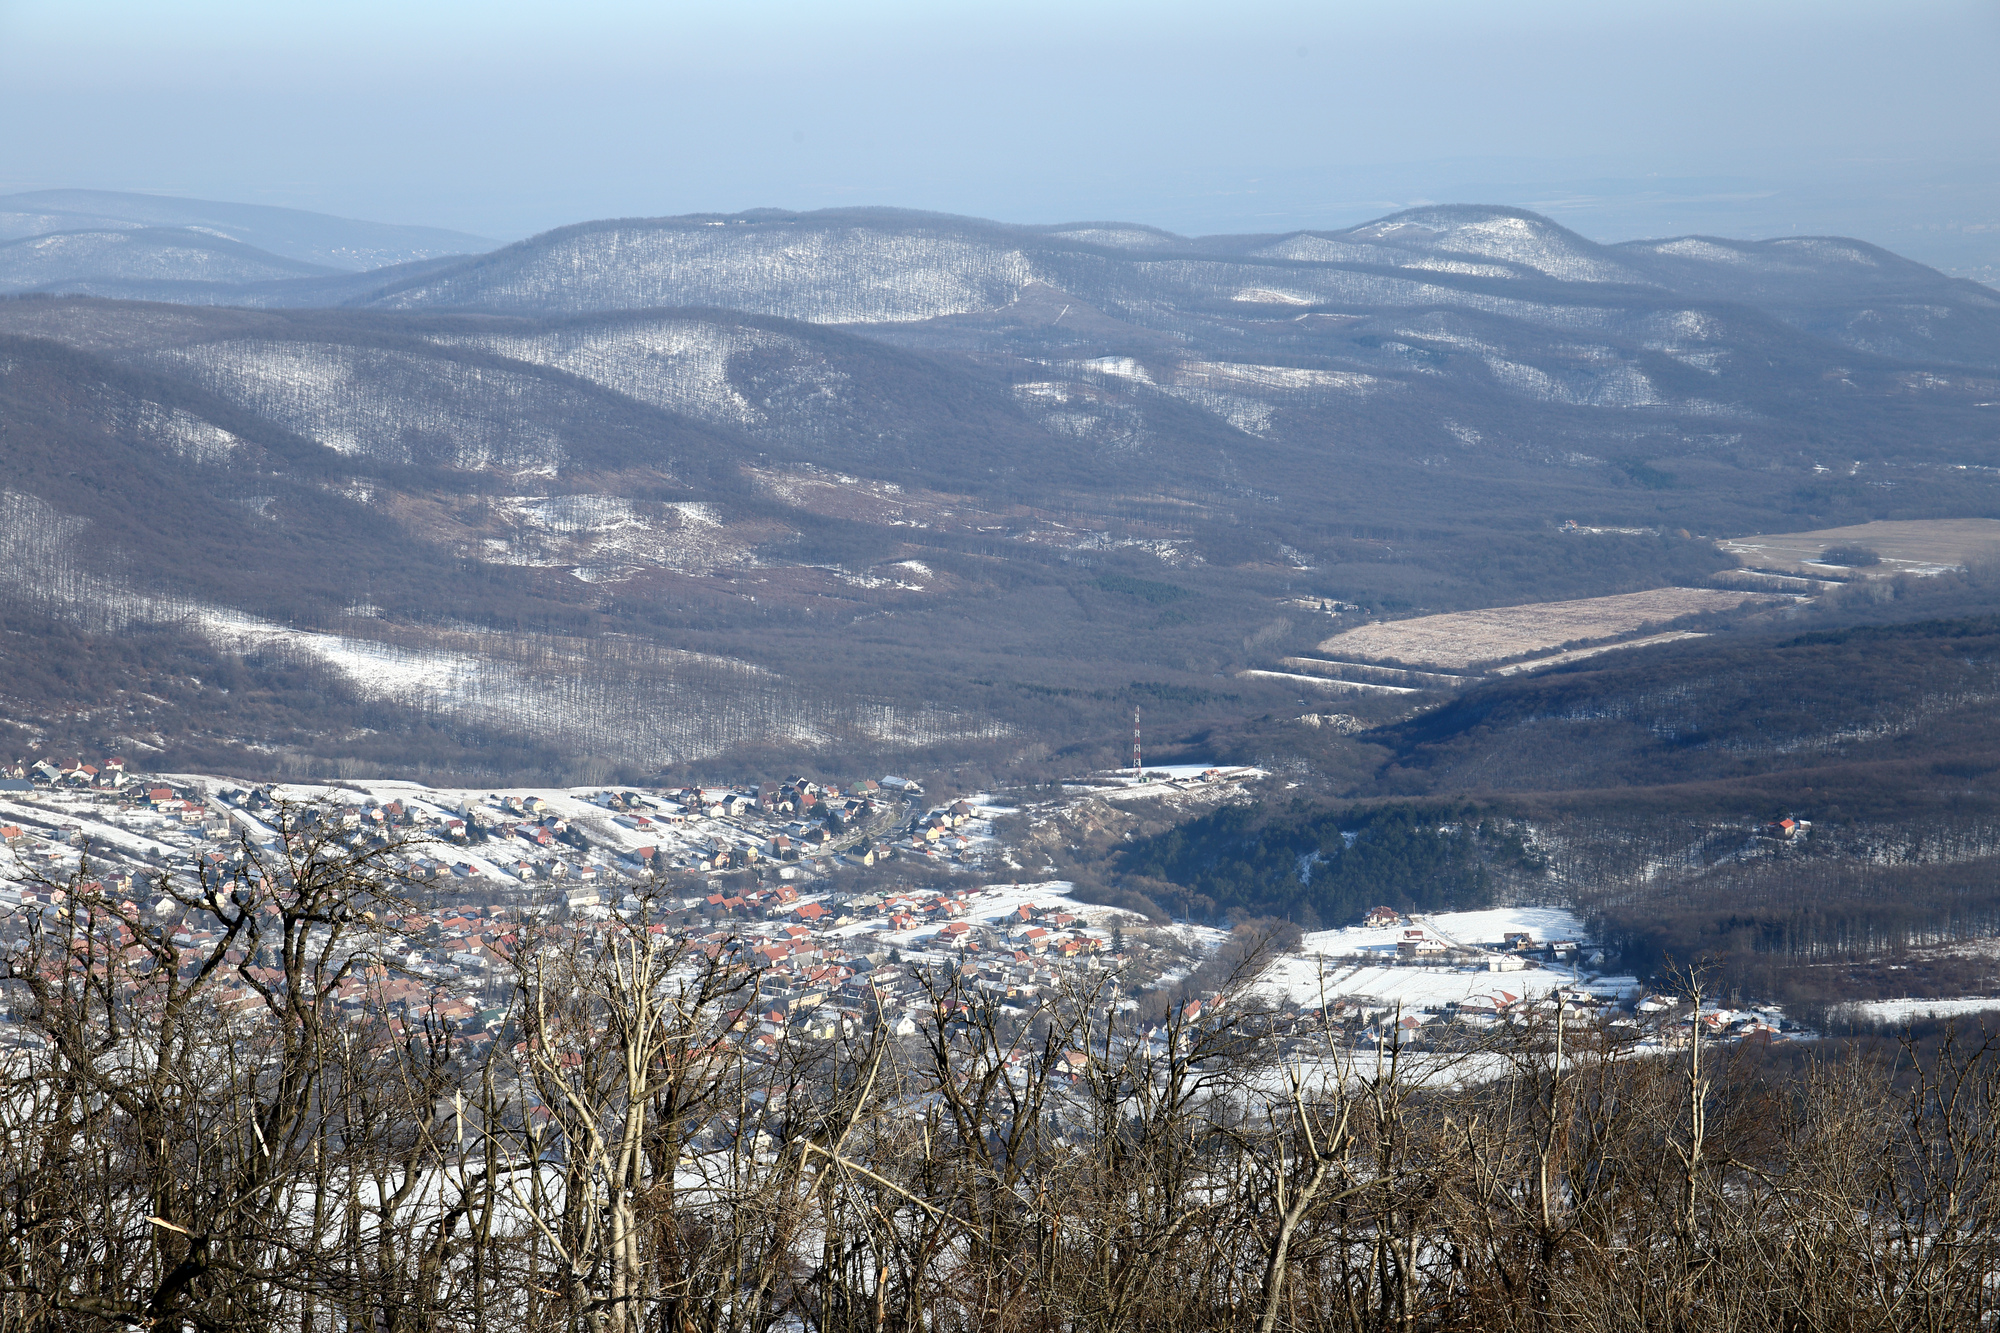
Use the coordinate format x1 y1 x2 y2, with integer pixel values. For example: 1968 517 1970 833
5 198 2000 1328
8 826 2000 1332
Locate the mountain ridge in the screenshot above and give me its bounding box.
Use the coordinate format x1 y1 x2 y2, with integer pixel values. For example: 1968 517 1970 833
0 188 500 270
0 198 1996 782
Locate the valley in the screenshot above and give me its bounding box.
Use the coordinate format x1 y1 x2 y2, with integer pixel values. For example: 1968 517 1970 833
3 196 2000 1031
2 203 1998 789
3 756 1824 1060
16 0 2000 1316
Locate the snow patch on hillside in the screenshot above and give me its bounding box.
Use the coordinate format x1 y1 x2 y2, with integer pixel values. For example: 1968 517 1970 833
1232 286 1317 305
1155 361 1379 434
1647 238 1758 266
435 320 774 426
1163 385 1273 434
150 341 569 470
379 225 1040 323
1079 356 1154 383
1846 997 2000 1026
1344 212 1642 285
1046 227 1178 250
0 489 1002 764
1485 357 1662 408
1175 362 1378 394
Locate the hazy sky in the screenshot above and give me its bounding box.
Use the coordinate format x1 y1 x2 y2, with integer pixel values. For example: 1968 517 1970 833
4 0 1997 272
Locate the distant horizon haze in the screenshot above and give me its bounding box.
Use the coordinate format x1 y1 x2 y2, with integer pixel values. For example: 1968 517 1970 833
2 0 1997 279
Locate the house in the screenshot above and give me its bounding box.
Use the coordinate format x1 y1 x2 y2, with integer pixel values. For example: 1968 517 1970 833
1764 817 1811 841
1503 931 1534 951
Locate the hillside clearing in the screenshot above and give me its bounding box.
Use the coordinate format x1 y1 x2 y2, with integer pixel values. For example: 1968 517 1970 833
1719 518 2000 578
1317 587 1773 670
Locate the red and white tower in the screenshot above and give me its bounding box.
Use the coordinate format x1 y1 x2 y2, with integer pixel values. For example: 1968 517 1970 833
1131 706 1142 773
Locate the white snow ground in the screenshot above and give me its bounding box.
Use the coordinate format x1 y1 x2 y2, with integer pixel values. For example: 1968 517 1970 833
1255 907 1634 1012
1845 997 2000 1026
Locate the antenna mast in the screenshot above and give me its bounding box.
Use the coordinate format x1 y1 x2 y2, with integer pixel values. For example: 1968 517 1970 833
1131 706 1142 773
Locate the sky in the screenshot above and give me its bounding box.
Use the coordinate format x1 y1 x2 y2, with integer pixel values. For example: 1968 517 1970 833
3 0 1998 277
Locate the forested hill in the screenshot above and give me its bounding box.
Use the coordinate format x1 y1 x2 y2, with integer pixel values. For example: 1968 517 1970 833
1113 602 2000 1016
1368 611 2000 798
1115 803 1541 929
1 199 1998 781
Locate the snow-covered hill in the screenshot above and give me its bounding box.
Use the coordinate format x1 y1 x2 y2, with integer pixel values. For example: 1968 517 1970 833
0 228 337 293
0 188 497 270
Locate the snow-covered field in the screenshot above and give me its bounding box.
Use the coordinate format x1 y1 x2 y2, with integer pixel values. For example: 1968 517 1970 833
1319 588 1779 670
834 878 1148 955
1074 765 1266 800
1255 907 1639 1012
1302 907 1588 957
1844 997 2000 1026
1256 957 1565 1011
1718 518 2000 581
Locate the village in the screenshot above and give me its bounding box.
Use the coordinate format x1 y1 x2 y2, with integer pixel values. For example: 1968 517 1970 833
0 756 1812 1061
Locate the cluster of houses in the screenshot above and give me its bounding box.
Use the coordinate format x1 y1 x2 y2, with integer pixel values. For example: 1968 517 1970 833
1357 907 1580 972
689 894 1139 1055
1271 986 1803 1051
202 777 914 899
2 764 1815 1062
0 766 1119 1061
0 759 998 921
0 756 133 791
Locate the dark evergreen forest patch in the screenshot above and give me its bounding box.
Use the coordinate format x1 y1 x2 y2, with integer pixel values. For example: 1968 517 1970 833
1117 802 1539 928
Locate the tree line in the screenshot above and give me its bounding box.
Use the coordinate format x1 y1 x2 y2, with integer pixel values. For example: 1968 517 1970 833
10 816 2000 1330
1114 803 1534 928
